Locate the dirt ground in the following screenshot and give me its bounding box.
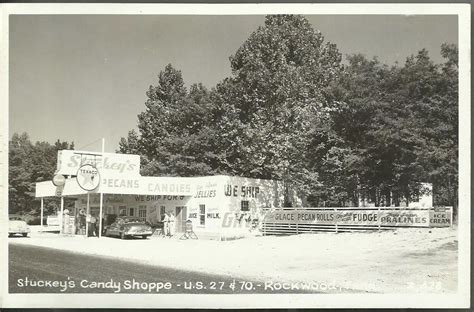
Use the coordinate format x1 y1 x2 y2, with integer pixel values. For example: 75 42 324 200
10 226 457 293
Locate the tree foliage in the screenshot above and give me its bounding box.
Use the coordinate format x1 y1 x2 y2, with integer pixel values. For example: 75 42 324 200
118 14 458 210
332 47 458 209
9 133 75 217
211 15 343 203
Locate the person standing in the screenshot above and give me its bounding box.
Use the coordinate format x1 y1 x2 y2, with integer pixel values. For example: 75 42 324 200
163 212 170 237
168 212 176 237
86 213 92 237
90 214 97 237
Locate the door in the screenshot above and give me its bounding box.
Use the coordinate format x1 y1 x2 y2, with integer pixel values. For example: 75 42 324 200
175 206 187 232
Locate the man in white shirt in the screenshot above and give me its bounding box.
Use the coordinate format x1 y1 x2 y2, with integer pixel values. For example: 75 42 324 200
163 212 170 237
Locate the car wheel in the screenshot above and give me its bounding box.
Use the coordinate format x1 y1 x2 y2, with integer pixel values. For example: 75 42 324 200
8 233 12 237
22 233 27 237
120 232 125 239
141 235 148 239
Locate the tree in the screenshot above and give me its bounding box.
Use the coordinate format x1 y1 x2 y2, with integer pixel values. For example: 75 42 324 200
331 45 458 208
9 132 75 217
121 65 223 177
9 133 34 214
213 15 343 204
413 44 458 213
135 64 188 175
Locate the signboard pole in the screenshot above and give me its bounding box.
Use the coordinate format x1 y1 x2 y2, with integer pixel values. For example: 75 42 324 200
98 138 105 238
59 196 64 234
85 193 89 238
40 198 44 232
449 206 453 228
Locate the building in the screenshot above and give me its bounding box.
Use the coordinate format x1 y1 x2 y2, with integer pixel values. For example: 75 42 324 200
35 150 301 240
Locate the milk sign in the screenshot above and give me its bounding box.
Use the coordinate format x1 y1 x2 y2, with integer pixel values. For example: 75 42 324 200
56 150 141 176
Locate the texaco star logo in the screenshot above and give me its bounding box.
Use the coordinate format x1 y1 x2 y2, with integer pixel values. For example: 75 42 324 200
76 164 100 191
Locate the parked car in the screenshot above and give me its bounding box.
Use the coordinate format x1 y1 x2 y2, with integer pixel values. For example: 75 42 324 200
104 217 153 239
9 216 30 237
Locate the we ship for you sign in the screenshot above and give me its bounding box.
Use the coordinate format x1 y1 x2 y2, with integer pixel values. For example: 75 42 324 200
263 208 452 228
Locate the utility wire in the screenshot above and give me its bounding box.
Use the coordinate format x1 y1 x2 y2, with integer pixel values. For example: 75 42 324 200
77 137 103 151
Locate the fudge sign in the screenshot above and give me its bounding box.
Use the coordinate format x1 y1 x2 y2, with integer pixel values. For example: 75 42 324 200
76 164 100 191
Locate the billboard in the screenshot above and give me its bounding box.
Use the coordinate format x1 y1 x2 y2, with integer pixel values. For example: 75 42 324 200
56 150 141 177
263 208 451 228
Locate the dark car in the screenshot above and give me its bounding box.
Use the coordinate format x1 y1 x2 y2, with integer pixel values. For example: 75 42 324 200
104 217 153 239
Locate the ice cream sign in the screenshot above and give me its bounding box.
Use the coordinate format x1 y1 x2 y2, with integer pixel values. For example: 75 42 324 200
56 150 140 177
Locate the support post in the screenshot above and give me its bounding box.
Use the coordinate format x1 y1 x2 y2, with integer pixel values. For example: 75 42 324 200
377 207 381 232
40 198 44 232
98 138 105 238
449 206 453 228
85 193 90 238
99 193 104 238
59 196 64 235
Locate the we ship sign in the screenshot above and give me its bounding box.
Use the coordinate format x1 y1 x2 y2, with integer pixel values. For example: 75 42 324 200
263 208 452 228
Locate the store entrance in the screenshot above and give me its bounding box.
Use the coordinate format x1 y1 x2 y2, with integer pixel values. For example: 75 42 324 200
175 206 187 232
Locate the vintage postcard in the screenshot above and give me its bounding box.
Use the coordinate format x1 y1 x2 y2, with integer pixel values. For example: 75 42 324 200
0 3 470 309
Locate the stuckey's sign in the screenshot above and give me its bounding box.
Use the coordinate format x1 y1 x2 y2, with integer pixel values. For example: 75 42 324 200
56 150 140 176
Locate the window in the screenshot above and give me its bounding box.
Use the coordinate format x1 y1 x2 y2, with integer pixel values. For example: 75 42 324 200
241 201 249 212
129 207 135 217
138 205 147 219
199 205 206 226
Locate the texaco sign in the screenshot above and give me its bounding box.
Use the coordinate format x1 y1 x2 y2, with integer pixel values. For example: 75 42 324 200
76 164 101 191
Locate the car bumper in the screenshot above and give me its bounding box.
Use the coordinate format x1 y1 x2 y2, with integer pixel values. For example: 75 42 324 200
9 229 30 234
125 231 153 236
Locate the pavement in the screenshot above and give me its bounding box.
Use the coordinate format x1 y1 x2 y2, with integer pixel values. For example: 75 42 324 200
10 244 312 294
8 227 458 294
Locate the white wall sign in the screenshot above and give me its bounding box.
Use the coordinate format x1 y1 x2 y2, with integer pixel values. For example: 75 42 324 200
56 150 141 177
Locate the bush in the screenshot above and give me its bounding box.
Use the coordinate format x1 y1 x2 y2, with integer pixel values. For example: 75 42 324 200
26 216 47 225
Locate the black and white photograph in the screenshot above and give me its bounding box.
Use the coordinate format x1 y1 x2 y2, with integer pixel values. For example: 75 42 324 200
0 3 470 309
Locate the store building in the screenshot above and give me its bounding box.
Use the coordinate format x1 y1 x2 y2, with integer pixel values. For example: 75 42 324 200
35 150 301 240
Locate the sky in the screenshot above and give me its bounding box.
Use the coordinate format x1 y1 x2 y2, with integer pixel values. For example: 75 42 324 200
9 14 458 153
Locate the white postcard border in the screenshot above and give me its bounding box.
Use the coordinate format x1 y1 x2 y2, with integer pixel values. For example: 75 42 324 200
0 3 470 309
